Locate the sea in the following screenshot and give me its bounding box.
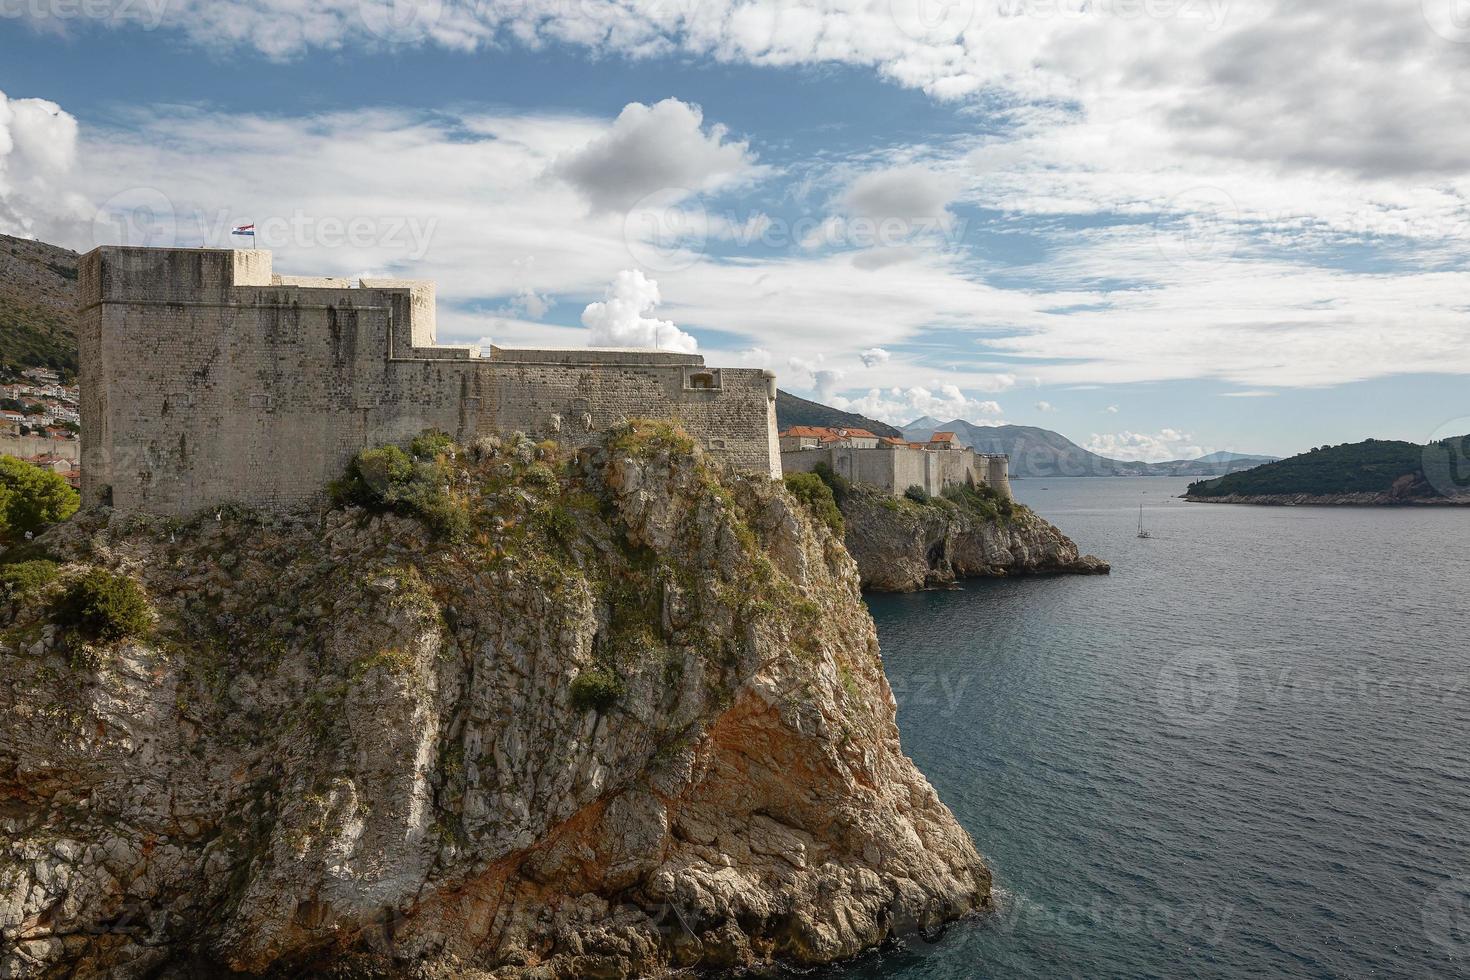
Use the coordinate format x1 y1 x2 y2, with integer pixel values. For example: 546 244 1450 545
842 476 1470 979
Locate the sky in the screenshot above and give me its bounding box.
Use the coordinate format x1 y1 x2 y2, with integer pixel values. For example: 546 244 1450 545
1 0 1468 461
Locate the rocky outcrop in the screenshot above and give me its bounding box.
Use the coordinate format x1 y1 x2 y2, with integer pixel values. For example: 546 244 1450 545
840 486 1109 592
0 425 989 978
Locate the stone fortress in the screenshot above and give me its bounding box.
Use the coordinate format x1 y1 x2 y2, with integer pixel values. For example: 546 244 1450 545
780 427 1012 502
79 247 780 516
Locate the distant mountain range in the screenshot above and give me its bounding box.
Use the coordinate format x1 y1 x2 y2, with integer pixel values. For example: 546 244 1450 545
901 416 1279 478
0 233 80 375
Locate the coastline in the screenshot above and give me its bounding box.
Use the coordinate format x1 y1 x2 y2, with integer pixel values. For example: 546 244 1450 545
1183 492 1470 507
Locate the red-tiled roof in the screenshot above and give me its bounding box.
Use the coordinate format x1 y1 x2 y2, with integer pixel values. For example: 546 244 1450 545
930 431 958 443
780 425 833 438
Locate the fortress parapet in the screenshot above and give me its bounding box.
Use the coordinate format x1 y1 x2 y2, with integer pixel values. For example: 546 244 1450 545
79 247 780 516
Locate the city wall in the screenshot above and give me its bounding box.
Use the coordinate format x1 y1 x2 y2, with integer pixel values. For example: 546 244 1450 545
781 445 1011 501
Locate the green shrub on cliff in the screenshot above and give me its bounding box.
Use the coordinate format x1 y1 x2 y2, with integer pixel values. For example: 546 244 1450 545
570 667 624 712
409 429 456 460
331 438 472 541
0 559 59 597
605 419 697 459
0 456 80 544
904 484 930 504
783 471 845 536
53 569 151 642
941 482 1014 521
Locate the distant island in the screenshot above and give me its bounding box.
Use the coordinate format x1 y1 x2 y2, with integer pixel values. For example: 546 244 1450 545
1185 437 1470 506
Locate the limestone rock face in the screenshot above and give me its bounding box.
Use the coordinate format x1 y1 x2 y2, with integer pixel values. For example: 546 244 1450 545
840 486 1110 592
0 426 989 978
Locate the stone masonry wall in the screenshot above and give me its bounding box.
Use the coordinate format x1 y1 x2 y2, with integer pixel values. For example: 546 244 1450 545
79 247 780 516
780 445 1011 501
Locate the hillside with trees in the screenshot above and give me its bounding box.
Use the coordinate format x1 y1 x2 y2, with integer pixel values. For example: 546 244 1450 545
0 233 81 376
1186 437 1470 504
774 389 901 438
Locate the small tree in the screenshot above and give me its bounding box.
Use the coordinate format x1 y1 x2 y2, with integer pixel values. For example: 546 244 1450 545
53 569 152 642
904 484 930 504
0 559 59 597
570 668 624 712
783 471 845 536
0 456 80 544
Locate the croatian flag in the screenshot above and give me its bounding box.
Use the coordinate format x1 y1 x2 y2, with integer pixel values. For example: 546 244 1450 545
231 224 255 237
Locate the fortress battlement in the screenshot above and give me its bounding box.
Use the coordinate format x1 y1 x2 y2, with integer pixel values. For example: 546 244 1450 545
79 247 780 515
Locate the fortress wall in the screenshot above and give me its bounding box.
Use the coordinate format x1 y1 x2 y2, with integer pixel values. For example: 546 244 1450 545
778 444 1012 502
891 448 928 493
0 436 80 462
81 247 779 516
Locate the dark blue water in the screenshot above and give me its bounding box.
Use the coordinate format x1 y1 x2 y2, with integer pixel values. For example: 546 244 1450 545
849 477 1470 979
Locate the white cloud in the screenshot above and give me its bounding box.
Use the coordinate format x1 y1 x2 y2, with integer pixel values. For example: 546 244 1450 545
1220 390 1277 398
552 98 760 212
827 384 1004 426
0 89 89 239
581 269 697 352
859 347 891 368
1036 400 1054 412
788 355 844 400
844 164 963 227
1104 404 1120 414
1087 429 1206 463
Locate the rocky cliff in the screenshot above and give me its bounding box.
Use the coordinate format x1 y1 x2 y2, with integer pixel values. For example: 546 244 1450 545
0 425 989 978
840 485 1109 592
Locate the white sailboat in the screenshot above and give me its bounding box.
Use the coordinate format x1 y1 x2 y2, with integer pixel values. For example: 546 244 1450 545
1137 503 1152 539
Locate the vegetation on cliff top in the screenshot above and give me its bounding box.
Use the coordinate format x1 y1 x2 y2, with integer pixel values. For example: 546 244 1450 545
0 455 80 544
783 471 845 535
1186 437 1470 500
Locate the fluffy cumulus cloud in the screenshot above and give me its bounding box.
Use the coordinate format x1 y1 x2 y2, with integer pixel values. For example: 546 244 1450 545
787 356 845 401
1036 401 1054 412
0 89 89 239
581 269 698 352
1086 429 1206 463
859 347 891 368
552 98 759 212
